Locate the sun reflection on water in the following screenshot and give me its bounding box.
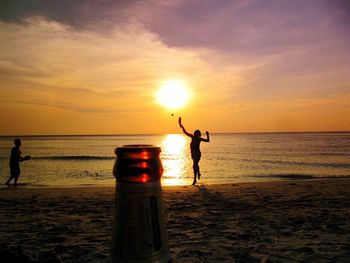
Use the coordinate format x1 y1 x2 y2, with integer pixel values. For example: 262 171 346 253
160 134 189 185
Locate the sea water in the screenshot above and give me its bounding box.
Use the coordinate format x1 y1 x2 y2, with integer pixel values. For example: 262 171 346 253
0 133 349 186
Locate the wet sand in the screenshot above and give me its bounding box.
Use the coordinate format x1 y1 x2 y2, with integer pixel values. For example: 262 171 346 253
1 179 349 262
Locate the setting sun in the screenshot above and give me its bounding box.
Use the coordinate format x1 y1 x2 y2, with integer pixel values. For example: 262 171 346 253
156 80 190 110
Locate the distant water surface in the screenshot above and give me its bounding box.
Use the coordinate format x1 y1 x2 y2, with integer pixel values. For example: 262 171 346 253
1 133 349 187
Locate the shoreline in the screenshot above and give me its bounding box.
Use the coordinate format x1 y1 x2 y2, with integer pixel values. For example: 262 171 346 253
1 176 350 190
0 176 350 194
1 178 350 262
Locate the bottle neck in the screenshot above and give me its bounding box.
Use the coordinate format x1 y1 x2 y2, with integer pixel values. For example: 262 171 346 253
114 145 163 184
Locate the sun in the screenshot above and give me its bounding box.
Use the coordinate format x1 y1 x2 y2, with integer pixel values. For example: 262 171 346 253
156 80 190 110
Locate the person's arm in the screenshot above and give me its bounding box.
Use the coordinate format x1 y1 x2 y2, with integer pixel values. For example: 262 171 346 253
18 150 31 162
18 152 25 162
201 131 210 142
180 124 192 138
14 149 25 162
22 155 31 161
179 117 192 138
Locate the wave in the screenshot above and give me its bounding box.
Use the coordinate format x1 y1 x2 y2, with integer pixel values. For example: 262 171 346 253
242 158 350 169
33 156 115 161
311 152 350 157
34 155 186 161
252 174 350 180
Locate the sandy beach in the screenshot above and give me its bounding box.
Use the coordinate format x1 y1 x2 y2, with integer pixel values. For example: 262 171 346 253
1 179 349 262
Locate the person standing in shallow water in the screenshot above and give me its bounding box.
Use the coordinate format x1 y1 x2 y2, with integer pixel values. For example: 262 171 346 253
5 139 31 187
179 117 210 185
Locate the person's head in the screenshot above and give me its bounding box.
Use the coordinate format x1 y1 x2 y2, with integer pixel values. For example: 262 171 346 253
194 130 201 137
14 139 21 147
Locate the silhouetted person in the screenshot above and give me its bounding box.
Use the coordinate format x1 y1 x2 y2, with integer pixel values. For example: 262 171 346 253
179 117 210 185
5 139 31 187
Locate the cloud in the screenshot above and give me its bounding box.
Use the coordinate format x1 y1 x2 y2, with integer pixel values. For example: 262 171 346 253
130 0 350 55
0 0 137 29
0 1 349 133
0 16 212 113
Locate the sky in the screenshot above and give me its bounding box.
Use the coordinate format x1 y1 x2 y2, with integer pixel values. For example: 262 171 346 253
0 0 349 135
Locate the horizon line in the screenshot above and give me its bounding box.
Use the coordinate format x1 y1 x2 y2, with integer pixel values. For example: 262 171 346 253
0 130 349 137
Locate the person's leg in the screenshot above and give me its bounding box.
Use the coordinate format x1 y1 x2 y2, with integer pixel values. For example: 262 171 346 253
13 170 20 186
198 161 201 180
14 174 19 186
5 175 14 185
5 169 16 185
192 161 199 185
197 154 201 180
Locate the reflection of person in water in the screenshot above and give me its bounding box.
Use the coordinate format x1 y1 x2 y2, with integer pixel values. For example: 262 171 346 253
5 139 31 187
179 117 210 185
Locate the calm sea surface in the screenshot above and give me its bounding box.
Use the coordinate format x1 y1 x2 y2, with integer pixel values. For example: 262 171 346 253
1 133 349 187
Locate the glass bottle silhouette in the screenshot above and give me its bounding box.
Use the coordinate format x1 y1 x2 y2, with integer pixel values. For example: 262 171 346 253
111 145 172 263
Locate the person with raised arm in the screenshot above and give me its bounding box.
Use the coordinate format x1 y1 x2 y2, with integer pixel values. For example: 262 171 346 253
179 117 210 185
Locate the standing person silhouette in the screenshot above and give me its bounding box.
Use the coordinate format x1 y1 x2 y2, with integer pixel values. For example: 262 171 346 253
5 139 31 187
179 117 210 185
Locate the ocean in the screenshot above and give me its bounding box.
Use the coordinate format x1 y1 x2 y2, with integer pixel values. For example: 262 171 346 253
1 133 349 187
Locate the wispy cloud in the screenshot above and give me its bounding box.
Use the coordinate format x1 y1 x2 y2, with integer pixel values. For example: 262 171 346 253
0 16 211 114
0 0 349 134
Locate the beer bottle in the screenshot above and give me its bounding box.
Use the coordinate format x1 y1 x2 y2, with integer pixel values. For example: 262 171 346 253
111 145 172 263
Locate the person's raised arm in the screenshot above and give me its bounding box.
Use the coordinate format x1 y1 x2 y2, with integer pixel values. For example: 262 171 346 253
179 117 192 138
201 131 210 142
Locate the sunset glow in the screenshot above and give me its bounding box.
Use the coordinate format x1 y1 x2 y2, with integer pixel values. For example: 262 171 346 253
0 1 349 135
156 80 190 110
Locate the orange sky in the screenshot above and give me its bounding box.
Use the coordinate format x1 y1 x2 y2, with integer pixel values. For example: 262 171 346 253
0 1 349 135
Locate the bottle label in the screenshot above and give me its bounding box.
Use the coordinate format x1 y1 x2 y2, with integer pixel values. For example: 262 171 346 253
114 189 163 257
